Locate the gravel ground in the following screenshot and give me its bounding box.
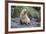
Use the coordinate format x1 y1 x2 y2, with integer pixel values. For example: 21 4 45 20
11 17 40 28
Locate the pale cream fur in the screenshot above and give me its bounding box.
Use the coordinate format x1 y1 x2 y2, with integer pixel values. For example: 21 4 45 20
20 9 30 24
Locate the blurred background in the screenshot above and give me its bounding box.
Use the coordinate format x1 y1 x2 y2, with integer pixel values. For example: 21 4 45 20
11 6 40 19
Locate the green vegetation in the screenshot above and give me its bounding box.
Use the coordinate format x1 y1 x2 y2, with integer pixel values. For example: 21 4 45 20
11 6 40 19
